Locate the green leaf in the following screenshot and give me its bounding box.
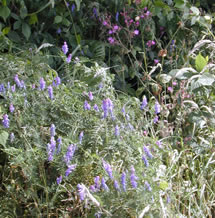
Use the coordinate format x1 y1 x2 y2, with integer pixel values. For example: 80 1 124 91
22 22 31 40
2 26 10 35
13 20 21 30
159 181 169 190
0 131 9 147
0 6 11 22
75 0 81 11
8 31 21 42
29 13 38 25
195 53 208 72
54 16 62 24
197 73 215 86
20 7 28 19
158 74 172 83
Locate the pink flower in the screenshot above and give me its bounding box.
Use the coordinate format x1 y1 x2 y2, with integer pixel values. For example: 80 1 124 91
154 59 159 64
113 25 119 30
168 87 173 93
103 21 107 26
108 37 115 44
108 30 113 34
134 30 139 35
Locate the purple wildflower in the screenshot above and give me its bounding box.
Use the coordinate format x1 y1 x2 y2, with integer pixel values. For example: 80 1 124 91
108 30 113 34
47 137 56 161
145 181 152 191
57 137 62 154
93 104 99 112
14 74 22 88
57 176 62 185
155 101 161 114
7 82 10 90
116 12 119 22
102 160 113 180
93 7 97 17
9 104 15 113
156 140 162 148
115 125 120 136
127 123 134 131
121 106 126 116
94 176 100 189
39 78 46 90
134 30 139 35
77 184 85 200
79 131 84 144
65 164 77 177
121 172 126 192
154 59 159 64
103 20 107 26
57 28 61 34
0 84 5 93
84 100 91 110
102 98 114 118
140 96 147 109
48 86 54 100
101 177 109 191
143 145 153 159
62 41 68 55
88 91 93 101
153 115 159 124
10 132 15 142
64 144 76 165
50 124 56 137
71 3 75 12
53 76 61 86
11 85 16 93
108 37 115 44
130 166 138 188
66 54 72 63
146 40 156 48
2 114 9 128
114 180 120 191
113 25 119 30
90 185 96 192
168 87 173 93
142 155 149 167
20 80 26 89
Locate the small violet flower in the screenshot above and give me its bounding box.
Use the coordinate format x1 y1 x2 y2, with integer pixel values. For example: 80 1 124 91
142 155 149 167
57 137 62 154
93 104 99 112
134 30 139 35
114 180 120 192
154 59 159 64
77 184 85 200
62 41 68 55
64 144 76 165
115 125 120 136
130 166 138 188
50 124 56 137
9 104 15 113
79 131 84 144
65 164 77 177
14 74 22 88
48 86 54 100
88 91 93 101
140 96 147 110
2 114 9 128
102 160 113 180
57 175 62 185
66 54 72 63
39 78 46 90
84 100 91 110
101 177 109 191
121 172 126 192
143 145 153 159
155 101 161 114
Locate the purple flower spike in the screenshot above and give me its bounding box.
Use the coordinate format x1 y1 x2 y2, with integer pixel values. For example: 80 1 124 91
39 78 46 90
66 54 72 63
9 104 15 113
93 104 99 112
145 181 152 191
50 124 56 137
2 114 9 128
115 125 120 136
65 164 77 177
84 100 91 110
88 91 93 101
143 146 153 159
121 172 126 192
11 85 16 93
94 176 100 189
90 185 96 192
62 41 68 55
77 184 85 201
14 74 22 88
153 115 159 124
47 137 56 162
79 131 84 144
64 144 76 165
48 86 54 100
71 3 75 12
130 166 138 188
102 160 113 180
140 96 147 110
57 176 62 185
114 180 120 192
155 101 161 114
116 12 119 22
101 177 109 191
0 84 5 93
142 155 149 167
53 76 61 86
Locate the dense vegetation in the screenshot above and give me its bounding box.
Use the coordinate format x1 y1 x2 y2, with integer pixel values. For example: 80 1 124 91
0 0 215 217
